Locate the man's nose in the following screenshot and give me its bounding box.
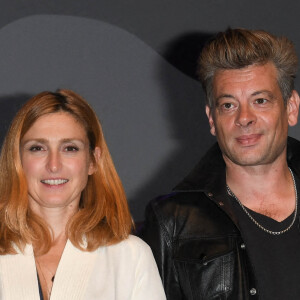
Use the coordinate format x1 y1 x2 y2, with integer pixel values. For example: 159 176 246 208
235 104 257 127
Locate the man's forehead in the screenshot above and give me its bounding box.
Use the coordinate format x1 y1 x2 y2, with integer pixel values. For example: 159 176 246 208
212 63 280 99
213 62 277 80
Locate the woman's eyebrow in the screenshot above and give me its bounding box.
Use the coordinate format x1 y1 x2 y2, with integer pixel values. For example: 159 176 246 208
21 138 86 145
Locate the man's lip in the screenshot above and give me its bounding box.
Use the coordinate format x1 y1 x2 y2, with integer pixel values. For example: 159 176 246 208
236 134 262 145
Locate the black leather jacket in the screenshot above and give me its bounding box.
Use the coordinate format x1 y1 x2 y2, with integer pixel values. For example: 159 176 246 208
140 137 300 300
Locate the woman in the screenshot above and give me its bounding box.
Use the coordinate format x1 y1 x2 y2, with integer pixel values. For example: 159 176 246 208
0 90 166 300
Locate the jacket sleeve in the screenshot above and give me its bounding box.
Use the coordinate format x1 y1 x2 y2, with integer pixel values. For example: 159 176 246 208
139 199 184 300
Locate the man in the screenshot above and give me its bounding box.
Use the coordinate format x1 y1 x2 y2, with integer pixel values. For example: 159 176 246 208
140 28 300 299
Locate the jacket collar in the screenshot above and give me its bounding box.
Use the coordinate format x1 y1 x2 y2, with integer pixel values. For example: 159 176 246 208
174 136 300 193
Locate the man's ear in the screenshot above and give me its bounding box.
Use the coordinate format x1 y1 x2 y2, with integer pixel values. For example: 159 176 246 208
88 147 101 175
287 90 300 127
205 105 216 136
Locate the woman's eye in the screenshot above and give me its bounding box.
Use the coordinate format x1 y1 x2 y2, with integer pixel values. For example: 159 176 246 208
65 146 79 152
29 146 43 152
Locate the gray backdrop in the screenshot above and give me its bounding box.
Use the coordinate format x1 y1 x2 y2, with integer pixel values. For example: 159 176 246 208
0 1 300 220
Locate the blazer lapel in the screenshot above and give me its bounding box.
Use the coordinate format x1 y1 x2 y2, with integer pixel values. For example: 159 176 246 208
50 240 98 299
0 244 40 300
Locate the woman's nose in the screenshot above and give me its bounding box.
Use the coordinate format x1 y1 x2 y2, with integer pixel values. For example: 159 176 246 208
46 151 61 173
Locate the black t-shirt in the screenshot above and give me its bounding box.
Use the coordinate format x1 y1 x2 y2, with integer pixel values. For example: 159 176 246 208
229 174 300 300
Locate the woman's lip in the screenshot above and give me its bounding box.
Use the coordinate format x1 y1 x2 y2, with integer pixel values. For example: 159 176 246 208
236 134 262 145
41 179 69 186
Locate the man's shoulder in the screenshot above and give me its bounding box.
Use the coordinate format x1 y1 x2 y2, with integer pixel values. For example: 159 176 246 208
145 190 238 237
148 190 209 217
288 136 300 174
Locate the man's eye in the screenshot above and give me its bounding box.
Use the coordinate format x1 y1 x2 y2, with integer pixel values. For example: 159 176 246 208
255 98 267 104
65 146 79 152
222 103 234 109
29 146 43 151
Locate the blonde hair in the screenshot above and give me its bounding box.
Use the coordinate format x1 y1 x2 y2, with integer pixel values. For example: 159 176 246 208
198 28 298 107
0 89 133 254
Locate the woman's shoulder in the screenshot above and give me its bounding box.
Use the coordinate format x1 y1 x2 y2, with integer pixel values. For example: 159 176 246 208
122 234 150 247
107 234 151 254
96 235 153 263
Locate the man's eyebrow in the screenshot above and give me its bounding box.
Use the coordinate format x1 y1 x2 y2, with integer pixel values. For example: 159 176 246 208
215 94 235 105
251 90 275 98
215 90 275 103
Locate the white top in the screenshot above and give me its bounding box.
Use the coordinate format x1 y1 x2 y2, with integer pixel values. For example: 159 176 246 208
0 235 166 300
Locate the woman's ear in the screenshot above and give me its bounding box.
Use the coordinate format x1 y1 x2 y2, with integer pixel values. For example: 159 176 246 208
88 147 101 175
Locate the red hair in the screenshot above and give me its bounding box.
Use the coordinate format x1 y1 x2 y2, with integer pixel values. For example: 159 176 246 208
0 90 133 254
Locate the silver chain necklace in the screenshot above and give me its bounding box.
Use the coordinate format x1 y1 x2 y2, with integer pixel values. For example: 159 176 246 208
226 167 298 235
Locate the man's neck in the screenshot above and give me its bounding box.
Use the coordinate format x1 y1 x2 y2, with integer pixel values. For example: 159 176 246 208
225 157 296 221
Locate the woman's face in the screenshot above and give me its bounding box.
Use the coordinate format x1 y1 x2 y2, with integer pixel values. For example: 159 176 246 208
20 112 97 212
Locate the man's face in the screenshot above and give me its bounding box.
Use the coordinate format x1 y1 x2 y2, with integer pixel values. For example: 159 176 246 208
206 63 299 167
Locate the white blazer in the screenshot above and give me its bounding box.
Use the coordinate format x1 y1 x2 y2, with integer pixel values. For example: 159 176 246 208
0 235 166 300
